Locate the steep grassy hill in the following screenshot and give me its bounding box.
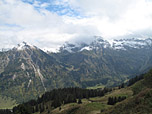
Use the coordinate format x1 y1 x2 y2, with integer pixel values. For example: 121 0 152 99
102 69 152 114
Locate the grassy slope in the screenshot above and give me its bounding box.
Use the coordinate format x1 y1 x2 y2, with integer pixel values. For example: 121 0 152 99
86 85 105 89
103 69 152 114
0 95 17 109
103 88 152 114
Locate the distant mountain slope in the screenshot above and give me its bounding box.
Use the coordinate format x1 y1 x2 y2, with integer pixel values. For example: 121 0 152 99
0 37 152 104
51 37 152 87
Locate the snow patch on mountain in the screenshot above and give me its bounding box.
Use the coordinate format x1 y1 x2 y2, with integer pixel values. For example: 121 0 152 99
3 37 152 53
111 38 152 49
27 79 32 88
12 74 17 80
80 46 91 51
60 37 152 53
21 63 25 70
15 42 36 51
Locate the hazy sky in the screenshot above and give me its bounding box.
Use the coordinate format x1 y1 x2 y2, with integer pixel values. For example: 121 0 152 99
1 0 152 51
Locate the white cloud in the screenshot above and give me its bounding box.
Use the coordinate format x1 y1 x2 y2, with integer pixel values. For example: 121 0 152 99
68 0 137 18
0 0 72 51
67 0 152 38
0 0 152 51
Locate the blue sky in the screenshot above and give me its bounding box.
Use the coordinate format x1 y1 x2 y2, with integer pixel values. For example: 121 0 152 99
22 0 81 17
1 0 152 52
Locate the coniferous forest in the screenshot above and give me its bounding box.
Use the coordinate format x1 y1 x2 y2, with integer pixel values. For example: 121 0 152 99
12 87 112 114
107 96 126 105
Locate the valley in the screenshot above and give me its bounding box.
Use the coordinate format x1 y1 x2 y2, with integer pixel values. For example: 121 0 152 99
7 68 152 114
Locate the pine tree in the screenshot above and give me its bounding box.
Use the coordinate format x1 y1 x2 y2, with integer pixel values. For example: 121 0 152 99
35 104 39 112
78 99 82 104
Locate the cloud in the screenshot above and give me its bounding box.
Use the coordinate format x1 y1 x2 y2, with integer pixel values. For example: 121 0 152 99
0 0 152 51
0 0 72 51
70 0 152 38
0 0 100 51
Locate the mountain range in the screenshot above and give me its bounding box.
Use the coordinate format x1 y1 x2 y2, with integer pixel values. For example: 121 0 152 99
0 37 152 104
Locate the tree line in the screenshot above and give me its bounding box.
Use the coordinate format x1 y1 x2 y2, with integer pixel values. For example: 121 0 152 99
107 96 126 105
13 87 112 114
128 74 144 86
118 74 144 89
0 109 13 114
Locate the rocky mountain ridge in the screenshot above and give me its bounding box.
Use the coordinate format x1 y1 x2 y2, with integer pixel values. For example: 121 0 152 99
60 37 152 53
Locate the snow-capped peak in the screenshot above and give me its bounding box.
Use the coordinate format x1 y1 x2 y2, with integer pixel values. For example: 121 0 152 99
111 38 152 50
15 41 36 50
60 37 152 53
